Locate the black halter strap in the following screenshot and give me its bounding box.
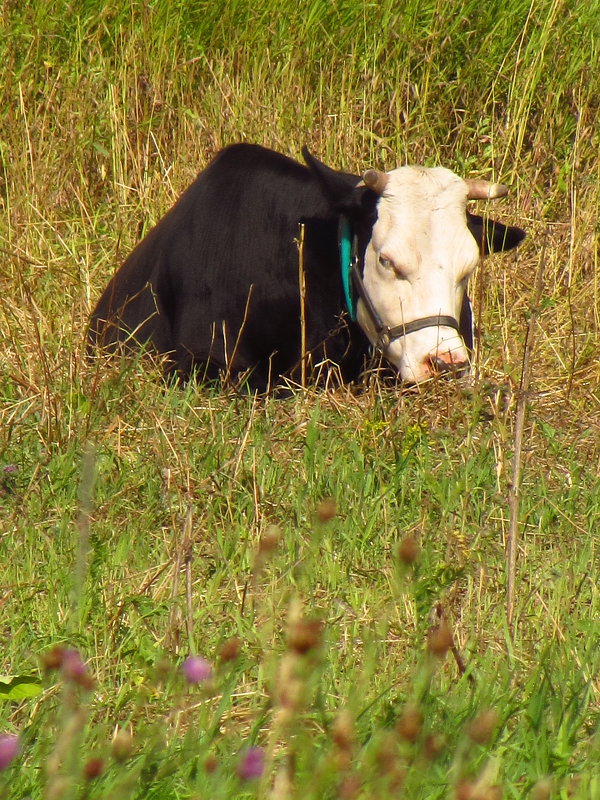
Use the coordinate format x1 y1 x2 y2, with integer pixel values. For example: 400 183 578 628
342 223 461 354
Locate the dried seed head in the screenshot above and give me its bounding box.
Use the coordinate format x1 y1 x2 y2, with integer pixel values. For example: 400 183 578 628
219 637 242 663
482 787 503 800
111 730 134 762
204 754 218 773
258 525 281 555
83 758 104 780
279 677 304 711
334 748 352 772
339 774 362 800
466 709 499 745
332 709 355 752
566 776 581 797
388 766 406 793
316 498 337 522
41 645 66 672
456 780 476 800
423 732 445 760
396 704 423 743
397 535 419 565
277 653 304 711
287 618 323 655
531 778 553 800
427 619 453 656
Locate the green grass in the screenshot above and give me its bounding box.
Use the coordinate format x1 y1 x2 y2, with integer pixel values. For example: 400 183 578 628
1 0 599 797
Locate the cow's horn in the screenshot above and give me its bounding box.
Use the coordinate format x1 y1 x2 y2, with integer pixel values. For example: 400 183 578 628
362 169 389 195
465 179 509 200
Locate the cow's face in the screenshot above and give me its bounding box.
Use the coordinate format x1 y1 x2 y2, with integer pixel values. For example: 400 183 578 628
359 166 479 382
303 149 526 383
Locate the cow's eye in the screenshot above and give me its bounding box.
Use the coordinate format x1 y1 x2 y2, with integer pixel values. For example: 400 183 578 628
379 255 394 270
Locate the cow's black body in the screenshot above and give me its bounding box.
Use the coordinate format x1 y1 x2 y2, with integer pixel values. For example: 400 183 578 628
90 144 375 389
89 143 524 390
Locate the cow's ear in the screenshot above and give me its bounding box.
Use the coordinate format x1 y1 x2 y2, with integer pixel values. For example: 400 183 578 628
467 212 526 255
302 147 368 214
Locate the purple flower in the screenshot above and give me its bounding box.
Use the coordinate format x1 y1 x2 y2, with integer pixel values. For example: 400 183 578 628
2 465 18 474
237 746 265 780
60 648 95 689
0 734 19 771
181 656 212 684
62 648 86 677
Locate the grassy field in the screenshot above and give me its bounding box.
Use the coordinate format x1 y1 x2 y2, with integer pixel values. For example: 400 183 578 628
1 0 599 798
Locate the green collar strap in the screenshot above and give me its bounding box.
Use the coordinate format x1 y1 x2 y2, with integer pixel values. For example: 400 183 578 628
338 217 357 321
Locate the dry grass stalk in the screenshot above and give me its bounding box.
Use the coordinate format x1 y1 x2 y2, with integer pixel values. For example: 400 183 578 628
297 222 307 388
506 234 547 633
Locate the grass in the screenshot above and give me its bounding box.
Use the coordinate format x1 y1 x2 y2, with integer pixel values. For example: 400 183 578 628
1 0 599 797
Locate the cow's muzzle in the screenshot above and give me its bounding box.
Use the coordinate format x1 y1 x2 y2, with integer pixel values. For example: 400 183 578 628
427 355 470 379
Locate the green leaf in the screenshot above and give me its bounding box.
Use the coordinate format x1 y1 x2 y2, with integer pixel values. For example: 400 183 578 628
0 675 43 701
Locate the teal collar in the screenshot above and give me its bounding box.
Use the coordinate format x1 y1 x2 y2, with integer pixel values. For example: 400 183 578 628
338 217 357 321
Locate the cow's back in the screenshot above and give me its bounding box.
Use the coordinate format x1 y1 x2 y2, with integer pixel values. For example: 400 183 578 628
89 144 360 387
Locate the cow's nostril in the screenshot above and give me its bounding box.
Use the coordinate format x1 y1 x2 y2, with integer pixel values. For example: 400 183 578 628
429 356 470 378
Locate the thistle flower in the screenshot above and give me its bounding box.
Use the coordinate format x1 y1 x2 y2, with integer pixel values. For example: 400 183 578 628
61 648 86 677
427 619 453 656
258 525 281 555
316 498 337 522
237 746 265 780
287 617 323 655
0 734 19 771
42 644 66 671
396 704 423 743
182 656 212 684
397 535 419 565
219 637 242 663
83 757 104 780
61 649 95 689
204 753 218 773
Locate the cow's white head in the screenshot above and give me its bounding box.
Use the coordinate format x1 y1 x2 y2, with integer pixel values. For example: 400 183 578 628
304 149 526 383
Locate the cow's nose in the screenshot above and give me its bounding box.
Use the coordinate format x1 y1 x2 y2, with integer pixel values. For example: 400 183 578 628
428 356 470 379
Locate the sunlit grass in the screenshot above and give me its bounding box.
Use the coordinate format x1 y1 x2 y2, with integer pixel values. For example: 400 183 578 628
0 0 599 796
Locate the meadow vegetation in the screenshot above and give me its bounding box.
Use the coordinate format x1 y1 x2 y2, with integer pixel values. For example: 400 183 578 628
0 0 598 797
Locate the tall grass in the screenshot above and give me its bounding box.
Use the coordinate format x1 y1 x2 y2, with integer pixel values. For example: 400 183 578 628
0 0 599 797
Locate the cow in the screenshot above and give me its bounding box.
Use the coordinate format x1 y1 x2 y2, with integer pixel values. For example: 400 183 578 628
88 143 525 390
